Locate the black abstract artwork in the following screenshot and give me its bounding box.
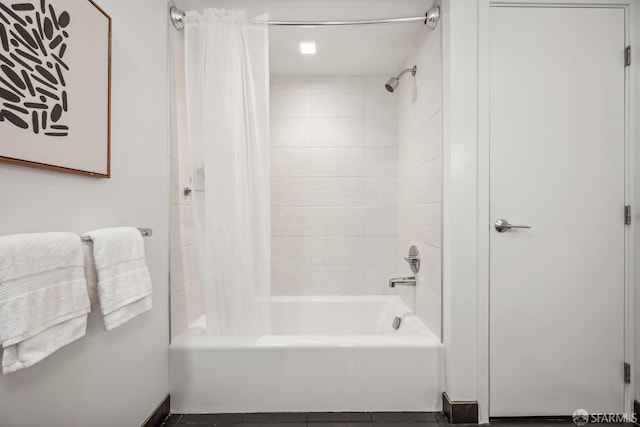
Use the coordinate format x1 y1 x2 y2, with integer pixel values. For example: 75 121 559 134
0 0 70 137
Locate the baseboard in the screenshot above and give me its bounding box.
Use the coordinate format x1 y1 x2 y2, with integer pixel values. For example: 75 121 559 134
443 392 479 424
142 394 170 427
634 400 640 426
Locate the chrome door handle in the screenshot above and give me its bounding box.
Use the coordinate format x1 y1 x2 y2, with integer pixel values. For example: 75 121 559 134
495 218 531 233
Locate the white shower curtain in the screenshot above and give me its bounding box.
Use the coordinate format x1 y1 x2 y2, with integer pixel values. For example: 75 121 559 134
183 9 270 335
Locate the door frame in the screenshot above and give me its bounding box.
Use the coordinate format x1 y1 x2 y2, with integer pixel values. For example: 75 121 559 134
476 0 635 419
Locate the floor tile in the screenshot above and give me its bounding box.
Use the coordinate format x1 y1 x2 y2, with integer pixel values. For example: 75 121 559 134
433 413 448 423
178 413 243 424
164 414 183 425
489 423 572 427
490 419 574 426
162 414 182 426
243 413 309 423
309 422 375 427
240 422 307 427
308 413 373 422
371 413 439 422
371 422 441 427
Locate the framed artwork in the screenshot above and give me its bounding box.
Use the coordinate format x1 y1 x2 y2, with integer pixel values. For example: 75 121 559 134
0 0 111 177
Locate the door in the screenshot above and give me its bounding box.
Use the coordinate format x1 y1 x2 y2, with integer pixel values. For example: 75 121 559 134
489 6 626 416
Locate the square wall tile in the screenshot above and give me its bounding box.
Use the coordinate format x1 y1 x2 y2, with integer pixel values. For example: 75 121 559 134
365 117 397 147
271 89 310 117
365 207 398 236
170 203 195 248
365 266 399 295
272 266 313 295
309 118 364 147
398 204 440 247
365 147 397 177
170 287 188 339
309 207 366 236
185 283 204 325
170 157 192 206
270 76 310 89
399 158 442 205
271 118 309 147
308 177 365 207
309 148 364 177
271 207 314 236
312 266 366 294
271 236 313 266
365 236 397 266
415 283 441 340
365 177 398 207
398 114 441 170
310 89 364 118
417 243 442 293
309 76 364 90
310 237 366 266
170 245 199 292
271 148 311 177
271 178 311 207
414 203 442 248
364 90 396 118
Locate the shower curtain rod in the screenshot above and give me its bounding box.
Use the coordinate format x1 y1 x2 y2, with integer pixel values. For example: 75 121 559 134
169 5 440 31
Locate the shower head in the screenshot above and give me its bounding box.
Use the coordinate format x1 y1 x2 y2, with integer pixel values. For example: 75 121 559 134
385 77 400 93
385 65 417 93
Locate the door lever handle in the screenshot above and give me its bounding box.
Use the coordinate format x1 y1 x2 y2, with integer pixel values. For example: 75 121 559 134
495 218 531 233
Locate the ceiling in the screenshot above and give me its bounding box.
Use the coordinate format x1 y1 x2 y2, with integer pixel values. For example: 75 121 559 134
174 0 436 76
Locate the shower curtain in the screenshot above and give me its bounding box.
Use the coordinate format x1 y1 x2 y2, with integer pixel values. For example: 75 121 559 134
183 9 270 335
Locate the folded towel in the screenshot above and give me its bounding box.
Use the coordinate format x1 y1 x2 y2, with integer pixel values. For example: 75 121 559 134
0 232 90 374
82 243 99 307
2 316 87 374
83 227 153 330
103 295 152 329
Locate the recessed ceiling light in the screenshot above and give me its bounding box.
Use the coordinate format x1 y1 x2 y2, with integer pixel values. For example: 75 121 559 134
300 41 316 55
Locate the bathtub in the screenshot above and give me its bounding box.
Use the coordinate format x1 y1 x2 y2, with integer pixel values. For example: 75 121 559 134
169 295 443 413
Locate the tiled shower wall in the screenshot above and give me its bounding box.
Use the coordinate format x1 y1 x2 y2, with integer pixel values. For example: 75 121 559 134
270 77 399 295
169 30 204 339
395 25 443 339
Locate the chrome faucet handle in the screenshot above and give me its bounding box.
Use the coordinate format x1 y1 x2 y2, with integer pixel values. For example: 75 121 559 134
403 245 420 274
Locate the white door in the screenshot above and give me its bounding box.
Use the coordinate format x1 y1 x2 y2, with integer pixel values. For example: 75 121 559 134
489 6 626 416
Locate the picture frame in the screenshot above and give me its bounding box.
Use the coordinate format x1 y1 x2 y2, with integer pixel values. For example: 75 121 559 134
0 0 111 178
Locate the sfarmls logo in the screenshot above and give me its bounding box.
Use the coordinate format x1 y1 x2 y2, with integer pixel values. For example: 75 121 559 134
572 409 637 425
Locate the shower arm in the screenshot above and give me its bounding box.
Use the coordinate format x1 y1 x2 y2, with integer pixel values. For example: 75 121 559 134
396 65 417 80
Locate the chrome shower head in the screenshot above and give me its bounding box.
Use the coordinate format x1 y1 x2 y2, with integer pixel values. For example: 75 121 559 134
385 65 417 93
385 77 399 93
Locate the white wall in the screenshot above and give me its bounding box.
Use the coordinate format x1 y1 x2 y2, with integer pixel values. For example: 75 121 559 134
169 27 204 339
0 1 169 426
441 0 483 414
395 24 443 340
269 76 399 296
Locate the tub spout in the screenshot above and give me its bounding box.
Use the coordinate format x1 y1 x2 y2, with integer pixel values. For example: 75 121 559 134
388 276 416 287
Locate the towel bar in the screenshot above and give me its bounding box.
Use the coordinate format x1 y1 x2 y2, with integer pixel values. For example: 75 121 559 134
80 228 153 243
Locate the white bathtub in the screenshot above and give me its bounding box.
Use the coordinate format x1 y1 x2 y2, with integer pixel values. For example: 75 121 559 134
169 296 443 413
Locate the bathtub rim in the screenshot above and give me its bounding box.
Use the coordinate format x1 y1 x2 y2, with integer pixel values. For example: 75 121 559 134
171 295 442 348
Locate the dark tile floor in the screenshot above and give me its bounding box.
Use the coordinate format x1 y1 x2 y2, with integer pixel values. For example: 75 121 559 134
160 412 616 427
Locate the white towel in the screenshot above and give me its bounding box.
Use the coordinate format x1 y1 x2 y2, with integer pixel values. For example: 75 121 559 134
83 243 99 307
0 232 90 374
83 227 153 330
